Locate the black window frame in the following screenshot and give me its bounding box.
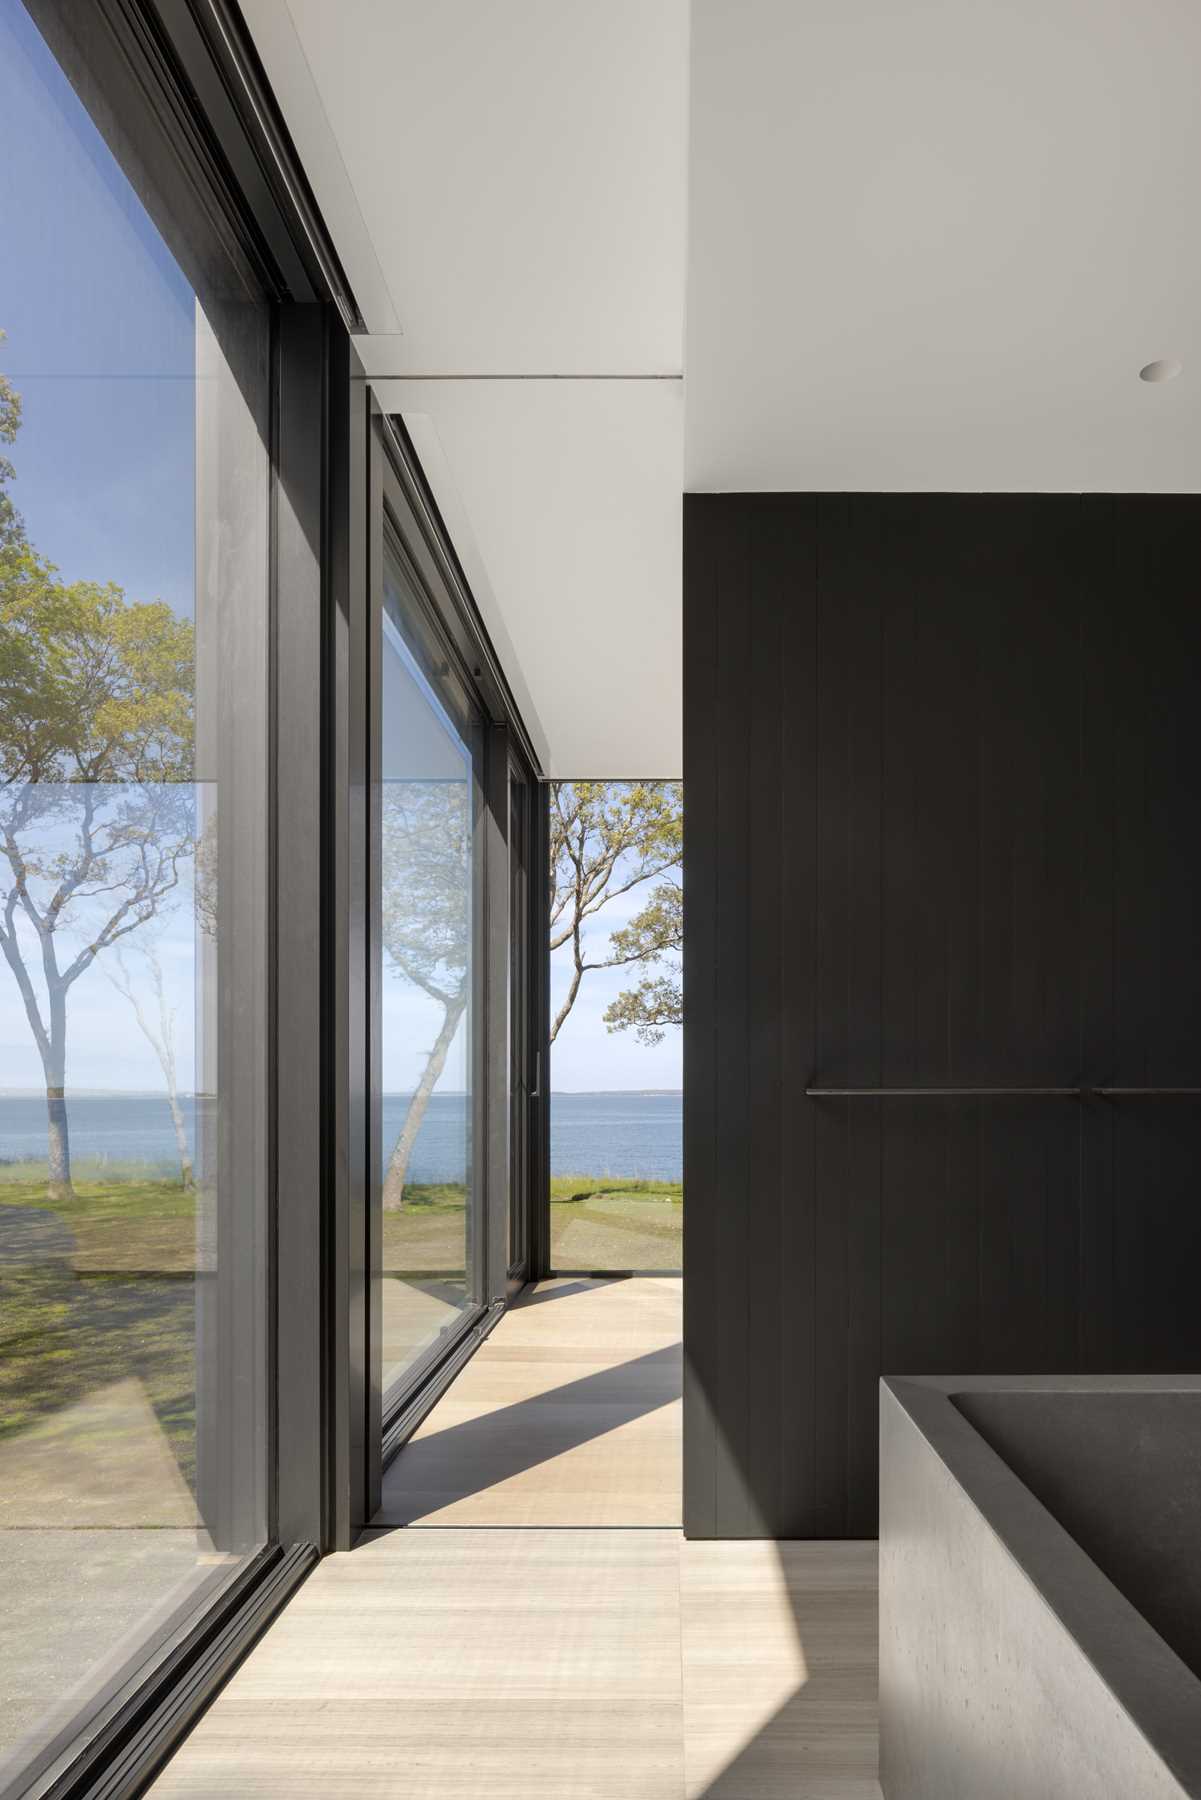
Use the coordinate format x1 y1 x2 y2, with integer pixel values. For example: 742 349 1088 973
375 508 493 1415
2 2 357 1794
368 412 546 1473
506 752 536 1294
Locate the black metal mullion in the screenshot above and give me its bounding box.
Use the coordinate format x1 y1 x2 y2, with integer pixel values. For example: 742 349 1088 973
529 780 553 1280
30 1546 318 1800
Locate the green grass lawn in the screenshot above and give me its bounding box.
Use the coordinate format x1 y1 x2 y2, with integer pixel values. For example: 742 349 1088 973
0 1167 682 1494
549 1175 682 1271
382 1182 470 1278
383 1175 684 1275
0 1176 197 1485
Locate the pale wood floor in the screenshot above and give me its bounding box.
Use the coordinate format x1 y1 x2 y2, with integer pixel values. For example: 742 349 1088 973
150 1280 881 1799
378 1276 683 1528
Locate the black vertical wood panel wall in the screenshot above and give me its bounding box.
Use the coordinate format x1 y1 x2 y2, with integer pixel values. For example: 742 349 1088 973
683 493 1201 1539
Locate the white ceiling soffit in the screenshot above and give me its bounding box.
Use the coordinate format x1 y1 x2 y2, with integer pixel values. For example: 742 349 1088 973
376 379 683 780
260 0 688 376
238 0 400 332
241 0 688 776
687 0 1201 493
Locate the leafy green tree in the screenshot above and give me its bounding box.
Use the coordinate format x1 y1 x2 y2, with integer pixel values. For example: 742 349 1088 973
602 876 682 1044
0 335 23 554
549 780 682 1044
379 780 470 1211
0 349 195 1198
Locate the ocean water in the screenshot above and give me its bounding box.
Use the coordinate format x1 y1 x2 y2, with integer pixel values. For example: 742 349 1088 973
0 1090 684 1184
549 1092 681 1181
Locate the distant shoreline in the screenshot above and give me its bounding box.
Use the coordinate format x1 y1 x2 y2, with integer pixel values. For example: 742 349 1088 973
0 1088 197 1100
0 1087 683 1182
384 1089 683 1099
0 1087 684 1099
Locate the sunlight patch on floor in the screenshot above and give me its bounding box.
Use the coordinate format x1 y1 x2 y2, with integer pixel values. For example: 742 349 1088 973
682 1539 880 1800
378 1277 683 1528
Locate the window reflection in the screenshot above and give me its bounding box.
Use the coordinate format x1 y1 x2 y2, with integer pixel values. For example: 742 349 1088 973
0 0 268 1782
379 548 480 1398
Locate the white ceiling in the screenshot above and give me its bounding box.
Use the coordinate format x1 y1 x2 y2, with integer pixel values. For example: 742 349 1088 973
687 0 1201 493
241 0 688 776
243 0 1201 776
272 0 688 374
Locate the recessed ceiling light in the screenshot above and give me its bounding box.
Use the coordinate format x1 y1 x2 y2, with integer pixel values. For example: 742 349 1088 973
1139 358 1183 383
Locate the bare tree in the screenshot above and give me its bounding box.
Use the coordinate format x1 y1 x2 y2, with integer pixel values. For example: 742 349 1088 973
379 780 469 1211
106 938 194 1187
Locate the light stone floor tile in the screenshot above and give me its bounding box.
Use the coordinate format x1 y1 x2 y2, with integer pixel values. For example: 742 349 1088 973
681 1539 881 1800
151 1279 880 1799
150 1529 685 1800
378 1277 683 1528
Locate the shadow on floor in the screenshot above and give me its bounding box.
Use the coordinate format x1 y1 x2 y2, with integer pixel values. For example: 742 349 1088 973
685 1388 880 1795
697 1649 880 1798
376 1342 681 1525
509 1277 630 1308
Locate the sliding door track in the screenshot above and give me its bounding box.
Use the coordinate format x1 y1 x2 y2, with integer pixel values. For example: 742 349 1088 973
380 1300 506 1469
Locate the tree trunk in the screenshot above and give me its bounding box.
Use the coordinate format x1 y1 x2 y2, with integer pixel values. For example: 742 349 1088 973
550 926 584 1043
382 994 466 1212
167 1090 195 1188
44 986 73 1201
45 1085 73 1202
106 946 194 1188
0 926 75 1199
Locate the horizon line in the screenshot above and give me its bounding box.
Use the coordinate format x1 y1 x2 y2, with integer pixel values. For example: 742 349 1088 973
0 1085 684 1097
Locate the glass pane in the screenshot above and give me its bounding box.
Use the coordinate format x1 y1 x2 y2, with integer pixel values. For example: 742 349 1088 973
379 545 480 1400
0 2 268 1785
548 781 683 1271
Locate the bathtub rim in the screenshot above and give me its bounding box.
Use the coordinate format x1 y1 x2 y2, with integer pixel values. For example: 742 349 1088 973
881 1372 1201 1798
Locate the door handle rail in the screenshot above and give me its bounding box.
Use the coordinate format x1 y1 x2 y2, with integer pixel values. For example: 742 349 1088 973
1093 1087 1201 1098
806 1085 1082 1098
805 1083 1201 1099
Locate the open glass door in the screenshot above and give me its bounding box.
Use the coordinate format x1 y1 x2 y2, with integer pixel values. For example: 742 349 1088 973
377 530 486 1409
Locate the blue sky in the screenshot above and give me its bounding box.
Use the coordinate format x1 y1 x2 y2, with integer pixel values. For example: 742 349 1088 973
0 0 199 1093
550 872 682 1092
0 0 197 614
0 2 682 1100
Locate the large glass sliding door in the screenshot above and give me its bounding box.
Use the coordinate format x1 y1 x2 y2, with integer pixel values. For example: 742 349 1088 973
0 0 543 1778
370 425 546 1434
378 534 485 1406
0 2 270 1789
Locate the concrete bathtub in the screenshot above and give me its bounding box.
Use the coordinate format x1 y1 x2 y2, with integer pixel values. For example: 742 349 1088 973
879 1375 1201 1800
